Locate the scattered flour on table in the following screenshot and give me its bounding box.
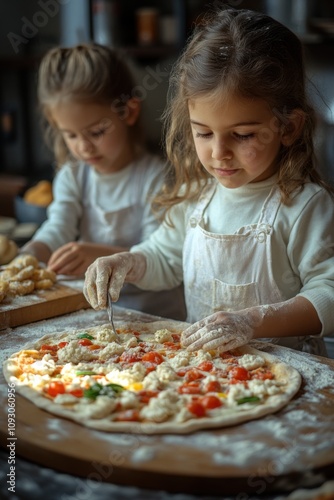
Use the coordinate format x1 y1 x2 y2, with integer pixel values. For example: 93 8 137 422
255 341 334 390
131 446 156 463
0 292 41 311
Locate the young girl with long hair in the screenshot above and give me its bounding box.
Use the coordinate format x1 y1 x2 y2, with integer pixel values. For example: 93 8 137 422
21 43 185 319
84 9 334 354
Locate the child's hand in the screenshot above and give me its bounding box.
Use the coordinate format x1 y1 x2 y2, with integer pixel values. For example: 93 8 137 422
48 242 107 276
181 311 255 353
83 252 146 310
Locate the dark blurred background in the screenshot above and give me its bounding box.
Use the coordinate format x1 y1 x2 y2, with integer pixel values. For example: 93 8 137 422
0 0 333 216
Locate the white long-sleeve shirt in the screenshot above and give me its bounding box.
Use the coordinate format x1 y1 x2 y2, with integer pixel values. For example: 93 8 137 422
132 175 334 337
33 153 186 320
33 154 165 249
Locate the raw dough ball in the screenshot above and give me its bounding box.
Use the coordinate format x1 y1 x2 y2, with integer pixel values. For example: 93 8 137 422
0 281 9 302
8 280 35 296
0 236 18 265
32 268 56 283
9 265 35 282
9 254 39 270
34 279 54 290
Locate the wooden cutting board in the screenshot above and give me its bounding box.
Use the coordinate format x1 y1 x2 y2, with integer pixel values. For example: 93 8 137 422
0 283 90 329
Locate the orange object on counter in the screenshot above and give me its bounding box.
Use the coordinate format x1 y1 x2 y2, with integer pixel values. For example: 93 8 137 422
24 180 53 207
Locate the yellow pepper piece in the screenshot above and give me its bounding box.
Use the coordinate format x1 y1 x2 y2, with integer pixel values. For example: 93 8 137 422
128 382 143 391
217 392 227 398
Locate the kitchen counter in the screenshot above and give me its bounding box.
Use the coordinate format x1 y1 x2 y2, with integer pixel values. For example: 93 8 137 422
0 307 334 499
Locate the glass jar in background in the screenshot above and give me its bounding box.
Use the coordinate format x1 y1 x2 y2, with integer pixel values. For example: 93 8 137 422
136 8 159 46
92 0 119 47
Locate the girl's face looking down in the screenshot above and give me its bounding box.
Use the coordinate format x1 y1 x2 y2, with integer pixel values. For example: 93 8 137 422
50 100 139 174
189 93 286 188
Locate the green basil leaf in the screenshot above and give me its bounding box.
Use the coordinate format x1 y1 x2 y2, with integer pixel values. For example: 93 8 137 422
237 396 261 405
83 383 103 399
76 370 97 376
77 333 94 340
106 383 125 393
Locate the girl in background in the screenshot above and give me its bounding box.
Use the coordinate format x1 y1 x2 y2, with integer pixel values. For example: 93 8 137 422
21 43 186 320
84 9 334 354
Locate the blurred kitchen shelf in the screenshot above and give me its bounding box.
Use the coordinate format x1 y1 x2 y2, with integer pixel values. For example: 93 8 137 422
122 44 180 60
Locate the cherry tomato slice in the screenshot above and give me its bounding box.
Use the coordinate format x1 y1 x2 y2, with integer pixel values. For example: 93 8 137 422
184 368 204 382
69 388 84 398
78 339 93 346
176 367 190 377
228 366 250 381
187 401 206 417
178 382 201 394
204 380 221 392
197 361 214 372
87 344 101 350
200 395 222 409
40 344 58 352
47 381 65 397
163 341 181 350
141 351 164 365
120 351 143 363
138 390 159 403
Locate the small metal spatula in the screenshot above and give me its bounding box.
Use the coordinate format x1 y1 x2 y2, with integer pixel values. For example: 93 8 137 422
107 293 121 344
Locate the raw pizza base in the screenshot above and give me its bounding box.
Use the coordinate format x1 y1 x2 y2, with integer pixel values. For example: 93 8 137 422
3 320 302 434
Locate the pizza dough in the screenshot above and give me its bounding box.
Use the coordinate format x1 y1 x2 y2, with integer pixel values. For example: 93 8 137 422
0 235 18 265
0 254 56 302
3 321 302 434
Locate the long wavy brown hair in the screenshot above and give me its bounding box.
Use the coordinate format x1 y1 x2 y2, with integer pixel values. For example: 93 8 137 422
155 7 333 221
38 43 144 168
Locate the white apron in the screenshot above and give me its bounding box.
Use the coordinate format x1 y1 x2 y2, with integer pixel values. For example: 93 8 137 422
80 164 186 320
183 181 326 355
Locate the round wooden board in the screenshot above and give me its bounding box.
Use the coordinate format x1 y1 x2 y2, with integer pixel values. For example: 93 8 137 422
1 365 334 496
1 309 334 496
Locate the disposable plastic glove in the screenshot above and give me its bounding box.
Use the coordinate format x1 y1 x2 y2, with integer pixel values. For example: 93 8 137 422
83 252 146 310
181 311 256 352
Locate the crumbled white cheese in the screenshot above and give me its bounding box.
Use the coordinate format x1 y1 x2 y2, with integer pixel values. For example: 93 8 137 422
95 326 117 343
57 340 96 363
106 362 146 386
140 389 180 422
211 359 230 373
227 384 252 405
75 395 117 419
60 363 75 375
156 363 177 382
175 406 193 423
168 351 191 370
31 354 56 375
125 337 138 348
102 362 120 373
157 388 179 404
53 393 78 405
191 350 212 365
19 373 51 390
154 329 173 343
99 342 124 360
142 371 162 391
119 391 140 409
239 354 265 370
248 379 281 396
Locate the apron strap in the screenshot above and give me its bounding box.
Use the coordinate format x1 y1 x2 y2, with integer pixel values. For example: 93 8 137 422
187 180 217 228
255 187 281 242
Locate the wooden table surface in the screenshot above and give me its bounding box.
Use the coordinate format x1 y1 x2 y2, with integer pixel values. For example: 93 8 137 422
1 306 334 497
